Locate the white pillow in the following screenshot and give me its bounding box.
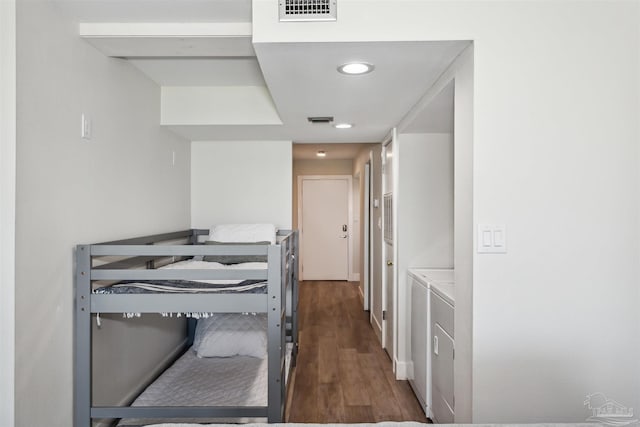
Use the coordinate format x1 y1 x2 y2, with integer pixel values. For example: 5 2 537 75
193 313 267 359
208 224 276 245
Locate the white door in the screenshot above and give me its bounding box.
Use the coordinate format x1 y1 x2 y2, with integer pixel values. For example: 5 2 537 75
299 176 351 280
382 138 395 360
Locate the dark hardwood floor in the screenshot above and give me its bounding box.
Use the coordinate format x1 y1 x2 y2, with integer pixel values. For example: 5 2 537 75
287 280 428 423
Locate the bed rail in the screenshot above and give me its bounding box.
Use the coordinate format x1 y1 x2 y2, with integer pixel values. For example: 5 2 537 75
74 229 299 427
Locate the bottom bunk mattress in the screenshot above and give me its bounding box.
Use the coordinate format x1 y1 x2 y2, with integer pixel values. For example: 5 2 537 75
143 424 597 427
144 424 429 427
118 344 293 427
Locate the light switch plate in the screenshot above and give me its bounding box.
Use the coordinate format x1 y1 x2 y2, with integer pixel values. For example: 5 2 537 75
477 224 507 253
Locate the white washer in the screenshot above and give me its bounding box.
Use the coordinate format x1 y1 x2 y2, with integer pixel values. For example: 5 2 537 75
408 268 454 420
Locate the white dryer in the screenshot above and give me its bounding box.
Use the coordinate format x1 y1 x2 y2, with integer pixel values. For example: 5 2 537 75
408 268 454 421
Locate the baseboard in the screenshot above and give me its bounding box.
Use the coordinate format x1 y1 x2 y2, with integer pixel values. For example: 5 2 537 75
409 378 428 416
405 360 415 379
371 313 383 344
394 359 411 380
427 406 434 420
348 273 360 282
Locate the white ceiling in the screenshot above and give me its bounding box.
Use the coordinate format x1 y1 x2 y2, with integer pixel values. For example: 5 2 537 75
61 0 466 148
254 41 467 143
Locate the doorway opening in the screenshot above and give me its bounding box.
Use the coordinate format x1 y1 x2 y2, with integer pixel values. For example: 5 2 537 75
288 42 474 423
292 143 375 286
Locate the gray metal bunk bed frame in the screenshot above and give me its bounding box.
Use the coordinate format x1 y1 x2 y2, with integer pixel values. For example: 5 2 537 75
74 229 299 427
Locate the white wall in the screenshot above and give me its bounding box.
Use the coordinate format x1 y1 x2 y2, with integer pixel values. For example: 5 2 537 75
254 0 640 422
397 133 454 269
0 1 16 426
395 132 454 378
191 140 292 230
161 86 282 125
15 2 191 426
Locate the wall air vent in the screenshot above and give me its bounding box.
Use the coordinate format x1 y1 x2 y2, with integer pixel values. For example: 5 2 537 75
279 0 337 22
307 116 334 124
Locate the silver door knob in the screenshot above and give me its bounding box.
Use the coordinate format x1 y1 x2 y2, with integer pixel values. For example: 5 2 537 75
340 235 348 238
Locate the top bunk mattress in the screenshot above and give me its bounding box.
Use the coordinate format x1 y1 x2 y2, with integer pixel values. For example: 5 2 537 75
94 260 268 294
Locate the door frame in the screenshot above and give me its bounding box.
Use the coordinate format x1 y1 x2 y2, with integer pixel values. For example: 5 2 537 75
0 1 16 425
381 129 398 367
363 160 371 311
297 175 354 281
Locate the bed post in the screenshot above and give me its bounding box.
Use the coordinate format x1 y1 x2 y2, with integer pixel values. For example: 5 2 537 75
74 245 92 427
267 244 284 422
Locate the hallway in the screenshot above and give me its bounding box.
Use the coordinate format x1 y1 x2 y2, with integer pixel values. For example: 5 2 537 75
288 281 428 423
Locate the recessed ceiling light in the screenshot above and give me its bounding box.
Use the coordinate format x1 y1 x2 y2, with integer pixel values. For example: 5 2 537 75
334 123 353 129
337 62 374 75
316 150 327 157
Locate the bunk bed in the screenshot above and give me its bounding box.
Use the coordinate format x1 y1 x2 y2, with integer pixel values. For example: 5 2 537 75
74 227 299 427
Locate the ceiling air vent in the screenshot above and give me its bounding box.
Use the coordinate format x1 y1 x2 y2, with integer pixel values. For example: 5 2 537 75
308 116 334 124
279 0 337 22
